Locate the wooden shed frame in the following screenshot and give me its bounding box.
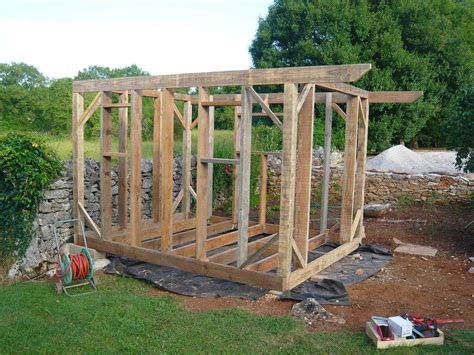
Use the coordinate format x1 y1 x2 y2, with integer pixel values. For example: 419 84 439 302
72 64 422 291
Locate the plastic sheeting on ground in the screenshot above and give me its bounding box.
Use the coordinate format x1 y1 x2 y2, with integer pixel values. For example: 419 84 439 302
104 244 392 305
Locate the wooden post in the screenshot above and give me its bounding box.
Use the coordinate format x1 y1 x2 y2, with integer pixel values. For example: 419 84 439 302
196 86 210 260
72 92 84 243
278 83 298 276
340 96 359 243
236 86 253 266
208 95 214 218
130 90 143 246
293 84 315 267
232 101 241 226
258 154 268 226
118 91 128 230
100 91 113 240
320 93 333 234
182 100 192 219
152 92 162 223
354 98 369 239
161 88 175 251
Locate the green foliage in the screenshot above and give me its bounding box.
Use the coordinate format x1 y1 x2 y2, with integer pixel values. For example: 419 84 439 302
446 81 474 172
252 124 282 151
250 0 474 152
0 133 63 259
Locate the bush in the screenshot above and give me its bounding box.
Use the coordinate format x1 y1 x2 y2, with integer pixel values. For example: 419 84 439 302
0 133 63 259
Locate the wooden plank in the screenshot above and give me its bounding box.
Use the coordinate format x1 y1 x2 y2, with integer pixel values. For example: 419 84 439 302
296 83 313 113
358 97 367 128
236 87 253 266
100 91 113 240
103 151 128 158
172 189 184 214
193 90 422 106
291 239 305 269
293 84 315 266
232 102 241 225
190 117 199 129
78 92 101 127
103 102 131 109
368 91 423 103
258 154 268 226
247 86 283 130
209 230 274 265
173 103 186 128
130 90 143 246
117 91 128 230
354 98 369 240
285 237 361 290
73 64 372 92
189 185 197 199
247 232 326 273
113 215 196 243
340 97 359 243
208 97 214 219
240 233 278 269
182 100 192 218
173 223 261 258
320 93 333 234
81 236 283 290
200 158 240 165
278 83 299 276
72 92 84 243
350 209 362 241
315 82 369 98
78 202 100 238
196 87 210 260
332 103 346 121
161 88 175 251
152 94 162 223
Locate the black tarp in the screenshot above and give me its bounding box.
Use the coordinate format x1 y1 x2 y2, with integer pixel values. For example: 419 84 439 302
104 244 392 305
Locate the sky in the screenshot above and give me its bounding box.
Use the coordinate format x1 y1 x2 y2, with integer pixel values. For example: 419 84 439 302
0 0 273 79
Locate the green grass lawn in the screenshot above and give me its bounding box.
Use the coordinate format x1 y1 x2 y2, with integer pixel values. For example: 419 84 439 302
38 130 235 160
1 275 472 354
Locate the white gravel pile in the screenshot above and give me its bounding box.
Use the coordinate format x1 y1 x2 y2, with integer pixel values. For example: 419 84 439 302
366 145 438 174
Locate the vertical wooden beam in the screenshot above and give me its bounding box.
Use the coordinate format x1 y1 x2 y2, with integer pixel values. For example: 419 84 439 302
278 83 298 276
152 92 162 223
258 154 268 226
354 98 369 239
72 92 84 243
208 95 215 217
340 96 359 243
161 89 175 251
293 84 315 267
196 86 210 260
100 91 113 240
130 90 143 246
232 101 241 225
182 100 192 219
117 91 128 230
320 93 333 234
237 87 253 266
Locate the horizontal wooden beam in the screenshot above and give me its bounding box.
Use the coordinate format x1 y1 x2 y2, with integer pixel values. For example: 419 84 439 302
200 158 240 165
73 64 371 92
315 82 369 98
368 91 423 103
80 236 284 290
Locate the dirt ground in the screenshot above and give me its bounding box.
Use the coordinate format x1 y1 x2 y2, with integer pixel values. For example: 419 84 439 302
148 204 474 332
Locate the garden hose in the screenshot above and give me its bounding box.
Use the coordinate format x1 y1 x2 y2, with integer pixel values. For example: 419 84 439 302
55 248 94 285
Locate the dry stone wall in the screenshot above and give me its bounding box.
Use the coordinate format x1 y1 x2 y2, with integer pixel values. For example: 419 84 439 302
9 158 194 277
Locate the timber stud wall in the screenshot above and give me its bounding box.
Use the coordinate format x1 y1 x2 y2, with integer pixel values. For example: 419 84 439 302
72 64 422 291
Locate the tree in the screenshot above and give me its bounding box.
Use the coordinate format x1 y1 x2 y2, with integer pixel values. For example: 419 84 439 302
249 0 473 152
75 64 149 80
